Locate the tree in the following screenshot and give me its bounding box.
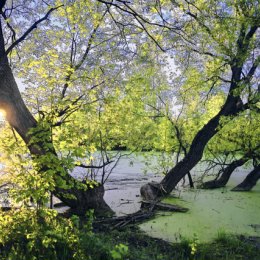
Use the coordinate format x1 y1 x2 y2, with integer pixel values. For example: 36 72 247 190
201 111 260 190
201 154 251 189
0 0 119 215
131 0 259 199
0 0 170 214
0 0 259 214
94 0 260 198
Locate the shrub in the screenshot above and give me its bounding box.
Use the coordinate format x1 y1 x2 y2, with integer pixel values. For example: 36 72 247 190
0 208 83 260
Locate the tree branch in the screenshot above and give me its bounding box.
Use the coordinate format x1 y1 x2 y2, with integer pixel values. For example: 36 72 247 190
76 160 113 169
0 0 7 11
61 10 107 98
1 11 16 43
5 5 63 55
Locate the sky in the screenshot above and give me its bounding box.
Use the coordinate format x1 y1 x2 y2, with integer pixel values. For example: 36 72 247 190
16 77 25 92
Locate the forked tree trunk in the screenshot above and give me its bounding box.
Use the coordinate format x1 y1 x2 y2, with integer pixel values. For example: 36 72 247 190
201 157 249 189
0 20 113 216
231 165 260 191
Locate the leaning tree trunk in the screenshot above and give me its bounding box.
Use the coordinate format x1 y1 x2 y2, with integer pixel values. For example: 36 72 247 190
141 68 244 200
173 124 194 188
200 157 249 189
0 20 112 216
231 165 260 191
140 20 259 201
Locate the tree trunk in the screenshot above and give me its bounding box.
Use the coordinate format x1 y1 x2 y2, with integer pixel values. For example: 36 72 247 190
187 172 194 188
231 165 260 191
0 19 113 216
200 157 249 189
173 124 194 188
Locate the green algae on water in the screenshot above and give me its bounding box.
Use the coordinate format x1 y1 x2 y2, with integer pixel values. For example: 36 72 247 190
140 185 260 243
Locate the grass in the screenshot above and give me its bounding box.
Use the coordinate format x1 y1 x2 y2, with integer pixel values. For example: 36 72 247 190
89 226 260 260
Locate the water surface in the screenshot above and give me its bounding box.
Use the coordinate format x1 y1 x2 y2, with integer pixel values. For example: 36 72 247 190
140 187 260 242
102 157 260 242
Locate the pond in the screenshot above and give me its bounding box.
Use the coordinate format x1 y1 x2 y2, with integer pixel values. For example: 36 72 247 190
101 156 260 243
140 188 260 242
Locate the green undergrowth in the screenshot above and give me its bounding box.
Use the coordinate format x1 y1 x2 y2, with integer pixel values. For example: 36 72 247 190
94 227 260 260
0 208 259 260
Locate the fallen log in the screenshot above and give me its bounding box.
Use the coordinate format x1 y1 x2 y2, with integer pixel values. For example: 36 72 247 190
141 200 189 212
94 210 155 229
94 200 188 229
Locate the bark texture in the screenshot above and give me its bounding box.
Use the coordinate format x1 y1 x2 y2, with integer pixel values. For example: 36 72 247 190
232 165 260 191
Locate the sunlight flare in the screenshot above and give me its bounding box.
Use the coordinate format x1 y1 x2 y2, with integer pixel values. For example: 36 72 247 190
0 109 6 122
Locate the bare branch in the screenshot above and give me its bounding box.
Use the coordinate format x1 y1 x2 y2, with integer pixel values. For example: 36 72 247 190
57 94 85 117
5 5 63 55
98 0 179 30
1 11 16 43
76 160 113 169
61 10 107 98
